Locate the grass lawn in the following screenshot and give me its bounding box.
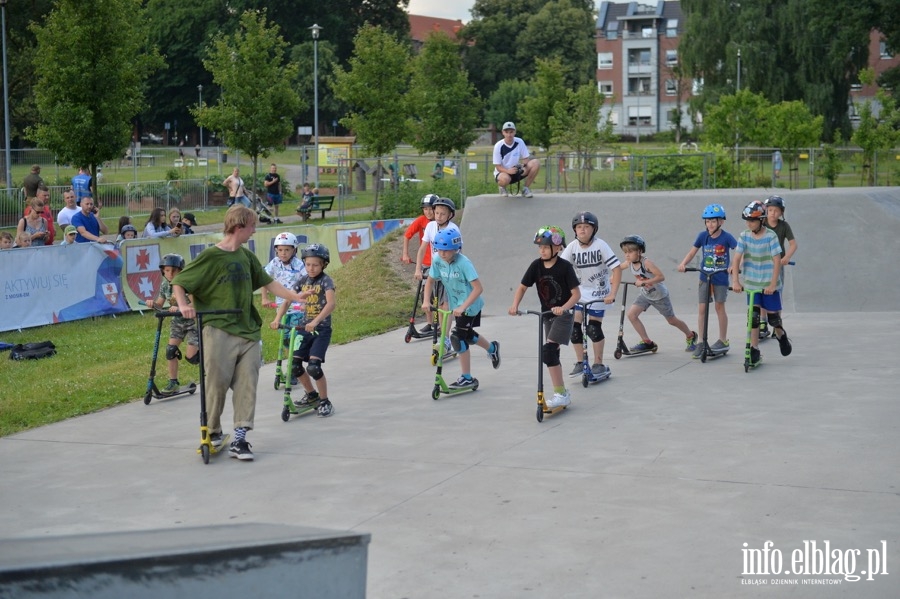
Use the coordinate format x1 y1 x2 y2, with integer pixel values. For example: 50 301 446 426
0 230 414 437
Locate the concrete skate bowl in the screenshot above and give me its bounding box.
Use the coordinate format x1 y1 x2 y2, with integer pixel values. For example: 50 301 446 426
459 187 900 314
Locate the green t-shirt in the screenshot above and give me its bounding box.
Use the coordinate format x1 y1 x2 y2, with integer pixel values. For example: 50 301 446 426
172 245 273 341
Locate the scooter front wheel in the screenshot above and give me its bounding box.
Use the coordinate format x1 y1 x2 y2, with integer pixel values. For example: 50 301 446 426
274 375 281 390
404 333 412 343
536 404 544 422
200 444 210 464
614 348 622 359
430 352 438 366
582 373 589 388
432 385 441 400
281 405 291 421
143 391 152 405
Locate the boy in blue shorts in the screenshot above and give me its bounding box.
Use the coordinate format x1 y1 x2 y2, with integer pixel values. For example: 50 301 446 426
731 201 792 366
509 226 580 408
271 243 336 417
423 229 501 390
677 203 738 358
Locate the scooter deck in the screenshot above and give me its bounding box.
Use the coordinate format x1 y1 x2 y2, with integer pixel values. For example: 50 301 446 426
198 433 230 455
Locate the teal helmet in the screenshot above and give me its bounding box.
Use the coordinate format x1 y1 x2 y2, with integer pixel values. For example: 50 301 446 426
702 204 726 219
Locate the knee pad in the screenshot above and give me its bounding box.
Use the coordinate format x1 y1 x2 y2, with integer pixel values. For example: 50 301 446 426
451 327 476 354
185 351 200 365
586 321 604 342
767 312 782 329
751 306 761 329
291 356 305 377
541 342 561 367
307 359 324 380
570 322 584 345
166 344 182 361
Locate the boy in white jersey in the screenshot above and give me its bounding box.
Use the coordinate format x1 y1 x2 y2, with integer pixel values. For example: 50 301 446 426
618 235 697 353
560 211 621 378
414 197 461 349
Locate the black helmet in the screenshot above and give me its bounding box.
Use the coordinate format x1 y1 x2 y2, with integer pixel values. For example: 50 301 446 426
301 243 330 267
431 197 456 218
121 224 138 236
421 194 439 207
742 201 766 221
533 226 566 247
764 195 785 211
571 211 599 236
620 234 646 253
159 253 185 271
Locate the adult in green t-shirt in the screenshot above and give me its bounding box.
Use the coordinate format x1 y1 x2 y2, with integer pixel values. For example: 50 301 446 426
173 206 307 461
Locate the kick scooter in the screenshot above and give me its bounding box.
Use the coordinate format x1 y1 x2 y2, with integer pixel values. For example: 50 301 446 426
431 308 478 400
142 307 197 405
276 322 323 420
193 308 241 464
612 282 657 359
273 309 304 390
403 272 435 343
429 281 457 366
576 300 613 386
742 289 764 372
683 266 730 363
517 309 568 422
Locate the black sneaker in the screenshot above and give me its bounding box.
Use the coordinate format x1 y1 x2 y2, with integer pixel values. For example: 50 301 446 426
294 390 320 407
449 375 476 389
777 330 792 356
210 432 224 448
418 323 433 335
229 439 254 461
317 398 334 417
488 341 501 369
750 347 761 367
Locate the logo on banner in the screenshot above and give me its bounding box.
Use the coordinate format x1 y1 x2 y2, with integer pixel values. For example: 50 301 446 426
126 245 162 300
102 282 119 305
336 227 372 264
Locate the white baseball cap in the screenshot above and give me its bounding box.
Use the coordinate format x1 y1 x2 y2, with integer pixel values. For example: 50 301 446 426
502 121 516 131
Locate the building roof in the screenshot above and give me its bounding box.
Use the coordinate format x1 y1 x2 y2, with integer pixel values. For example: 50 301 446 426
408 14 464 45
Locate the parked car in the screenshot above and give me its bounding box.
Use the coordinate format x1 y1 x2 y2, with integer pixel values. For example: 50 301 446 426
141 133 163 144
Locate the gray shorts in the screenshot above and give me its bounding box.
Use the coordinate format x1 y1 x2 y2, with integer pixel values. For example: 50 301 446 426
542 310 574 346
633 294 676 318
698 281 729 303
170 317 199 346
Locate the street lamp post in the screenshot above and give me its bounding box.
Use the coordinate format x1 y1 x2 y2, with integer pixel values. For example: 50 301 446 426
1 0 12 189
309 24 322 187
198 84 203 151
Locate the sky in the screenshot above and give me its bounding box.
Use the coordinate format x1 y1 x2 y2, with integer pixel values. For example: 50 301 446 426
406 0 476 22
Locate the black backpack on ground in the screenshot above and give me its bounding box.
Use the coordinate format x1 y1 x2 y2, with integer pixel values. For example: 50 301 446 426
8 341 56 360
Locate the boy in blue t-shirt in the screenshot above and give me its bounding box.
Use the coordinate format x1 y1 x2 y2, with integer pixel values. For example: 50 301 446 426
423 229 501 389
677 204 738 358
731 200 792 366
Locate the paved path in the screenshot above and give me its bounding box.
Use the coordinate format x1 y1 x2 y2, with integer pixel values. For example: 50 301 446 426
1 187 898 598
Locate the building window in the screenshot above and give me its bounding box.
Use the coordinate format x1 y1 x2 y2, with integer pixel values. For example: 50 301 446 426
665 80 677 95
666 19 678 37
598 81 614 96
642 27 654 38
598 52 613 70
629 77 652 95
606 20 619 41
628 49 651 67
627 106 652 126
608 110 619 126
880 41 892 59
666 49 678 66
850 81 862 91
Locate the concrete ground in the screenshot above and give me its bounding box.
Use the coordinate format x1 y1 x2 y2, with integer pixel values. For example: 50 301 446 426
1 188 899 598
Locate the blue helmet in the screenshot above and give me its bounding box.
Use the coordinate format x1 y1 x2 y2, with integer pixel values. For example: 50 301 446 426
702 204 726 219
764 195 785 211
433 228 462 251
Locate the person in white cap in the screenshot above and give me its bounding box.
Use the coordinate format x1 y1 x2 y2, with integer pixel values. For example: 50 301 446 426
493 121 541 197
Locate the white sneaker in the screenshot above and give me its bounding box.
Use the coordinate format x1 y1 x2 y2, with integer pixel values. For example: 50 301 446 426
547 390 571 408
499 186 509 197
522 186 533 198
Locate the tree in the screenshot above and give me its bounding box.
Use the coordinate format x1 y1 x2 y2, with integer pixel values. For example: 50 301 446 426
851 68 899 185
290 40 342 137
194 10 303 195
763 101 823 189
518 57 567 151
702 90 770 186
517 0 595 89
549 84 613 190
485 79 535 130
407 32 482 156
461 0 593 101
332 25 411 214
29 0 163 182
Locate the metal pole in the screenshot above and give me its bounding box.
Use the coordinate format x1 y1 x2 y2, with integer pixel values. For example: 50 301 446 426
735 48 741 186
309 24 322 188
1 1 12 188
198 84 203 151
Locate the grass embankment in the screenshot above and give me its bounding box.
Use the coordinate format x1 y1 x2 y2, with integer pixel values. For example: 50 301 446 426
0 230 413 437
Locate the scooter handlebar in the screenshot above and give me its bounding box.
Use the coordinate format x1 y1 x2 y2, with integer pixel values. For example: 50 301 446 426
154 308 242 319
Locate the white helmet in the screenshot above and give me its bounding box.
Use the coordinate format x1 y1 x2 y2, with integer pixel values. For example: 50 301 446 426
273 232 298 248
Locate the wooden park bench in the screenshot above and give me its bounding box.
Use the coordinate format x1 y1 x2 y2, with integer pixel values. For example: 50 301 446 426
297 195 335 220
